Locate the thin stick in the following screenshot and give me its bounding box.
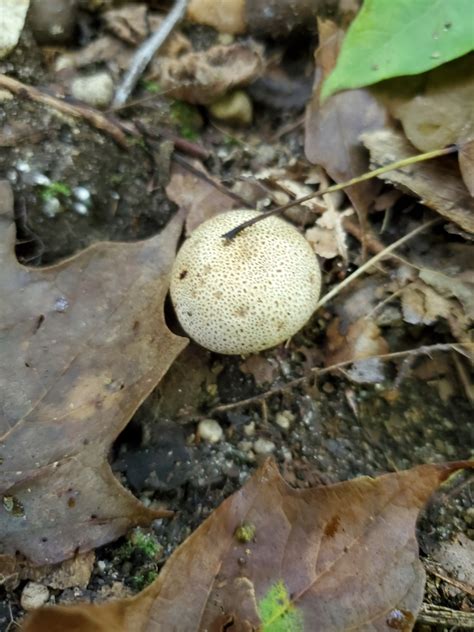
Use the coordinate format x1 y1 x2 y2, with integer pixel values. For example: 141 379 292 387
0 74 128 147
314 218 439 310
113 0 189 107
209 343 473 414
221 145 458 240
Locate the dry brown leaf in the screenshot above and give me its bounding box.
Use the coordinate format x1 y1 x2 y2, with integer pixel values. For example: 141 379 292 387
388 56 474 154
305 206 353 260
305 19 386 216
0 183 187 567
459 139 474 196
362 128 474 233
166 163 239 236
399 240 474 341
325 316 389 366
240 354 278 386
401 281 470 342
23 459 473 631
150 43 264 104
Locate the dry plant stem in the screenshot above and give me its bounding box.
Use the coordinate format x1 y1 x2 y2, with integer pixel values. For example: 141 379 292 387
0 74 128 147
221 145 458 239
424 561 474 597
209 343 474 414
418 604 474 629
113 0 189 107
315 218 439 310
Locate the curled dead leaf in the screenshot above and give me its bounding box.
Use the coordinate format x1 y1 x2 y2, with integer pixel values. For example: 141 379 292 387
362 128 474 233
150 43 264 104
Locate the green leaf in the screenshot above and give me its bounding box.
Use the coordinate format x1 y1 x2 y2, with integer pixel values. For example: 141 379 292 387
321 0 474 100
258 581 304 632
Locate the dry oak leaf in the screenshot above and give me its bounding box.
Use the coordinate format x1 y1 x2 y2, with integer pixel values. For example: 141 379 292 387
0 188 187 567
361 128 474 234
166 163 239 236
22 459 473 631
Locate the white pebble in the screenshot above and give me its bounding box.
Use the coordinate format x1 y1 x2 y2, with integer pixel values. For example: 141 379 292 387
73 186 91 202
43 197 61 218
21 582 49 611
198 419 223 444
71 71 114 109
73 202 89 216
253 438 275 455
275 411 294 430
243 422 255 437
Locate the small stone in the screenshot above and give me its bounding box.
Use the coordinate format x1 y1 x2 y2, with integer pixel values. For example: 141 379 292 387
73 202 89 216
243 421 255 437
29 0 78 45
71 72 114 109
73 186 91 202
0 88 13 102
0 0 30 60
21 582 49 611
275 411 294 430
43 197 62 218
209 90 253 126
198 419 223 444
253 438 275 455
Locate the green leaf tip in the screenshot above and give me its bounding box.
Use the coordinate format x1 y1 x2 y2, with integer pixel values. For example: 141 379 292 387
321 0 474 101
258 580 304 632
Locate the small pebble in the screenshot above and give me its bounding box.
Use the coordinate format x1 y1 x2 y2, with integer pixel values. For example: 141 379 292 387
31 172 51 186
71 71 114 109
253 438 275 455
73 202 89 216
209 90 253 126
73 186 91 202
21 582 49 611
43 197 62 218
243 421 255 437
198 419 223 444
275 411 294 430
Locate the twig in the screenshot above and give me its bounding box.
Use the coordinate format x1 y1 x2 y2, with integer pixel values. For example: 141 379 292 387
0 74 128 148
208 343 474 415
418 603 474 629
221 145 458 240
113 0 189 107
314 218 439 310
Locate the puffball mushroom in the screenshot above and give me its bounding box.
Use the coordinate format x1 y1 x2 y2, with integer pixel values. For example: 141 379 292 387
170 210 321 355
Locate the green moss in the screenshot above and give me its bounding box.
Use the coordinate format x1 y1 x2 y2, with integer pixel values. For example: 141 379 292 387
142 80 161 94
170 101 202 140
116 528 162 562
40 181 72 201
131 569 158 590
234 522 256 543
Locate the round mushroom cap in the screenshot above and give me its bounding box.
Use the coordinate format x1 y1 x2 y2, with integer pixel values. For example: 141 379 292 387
170 210 321 355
